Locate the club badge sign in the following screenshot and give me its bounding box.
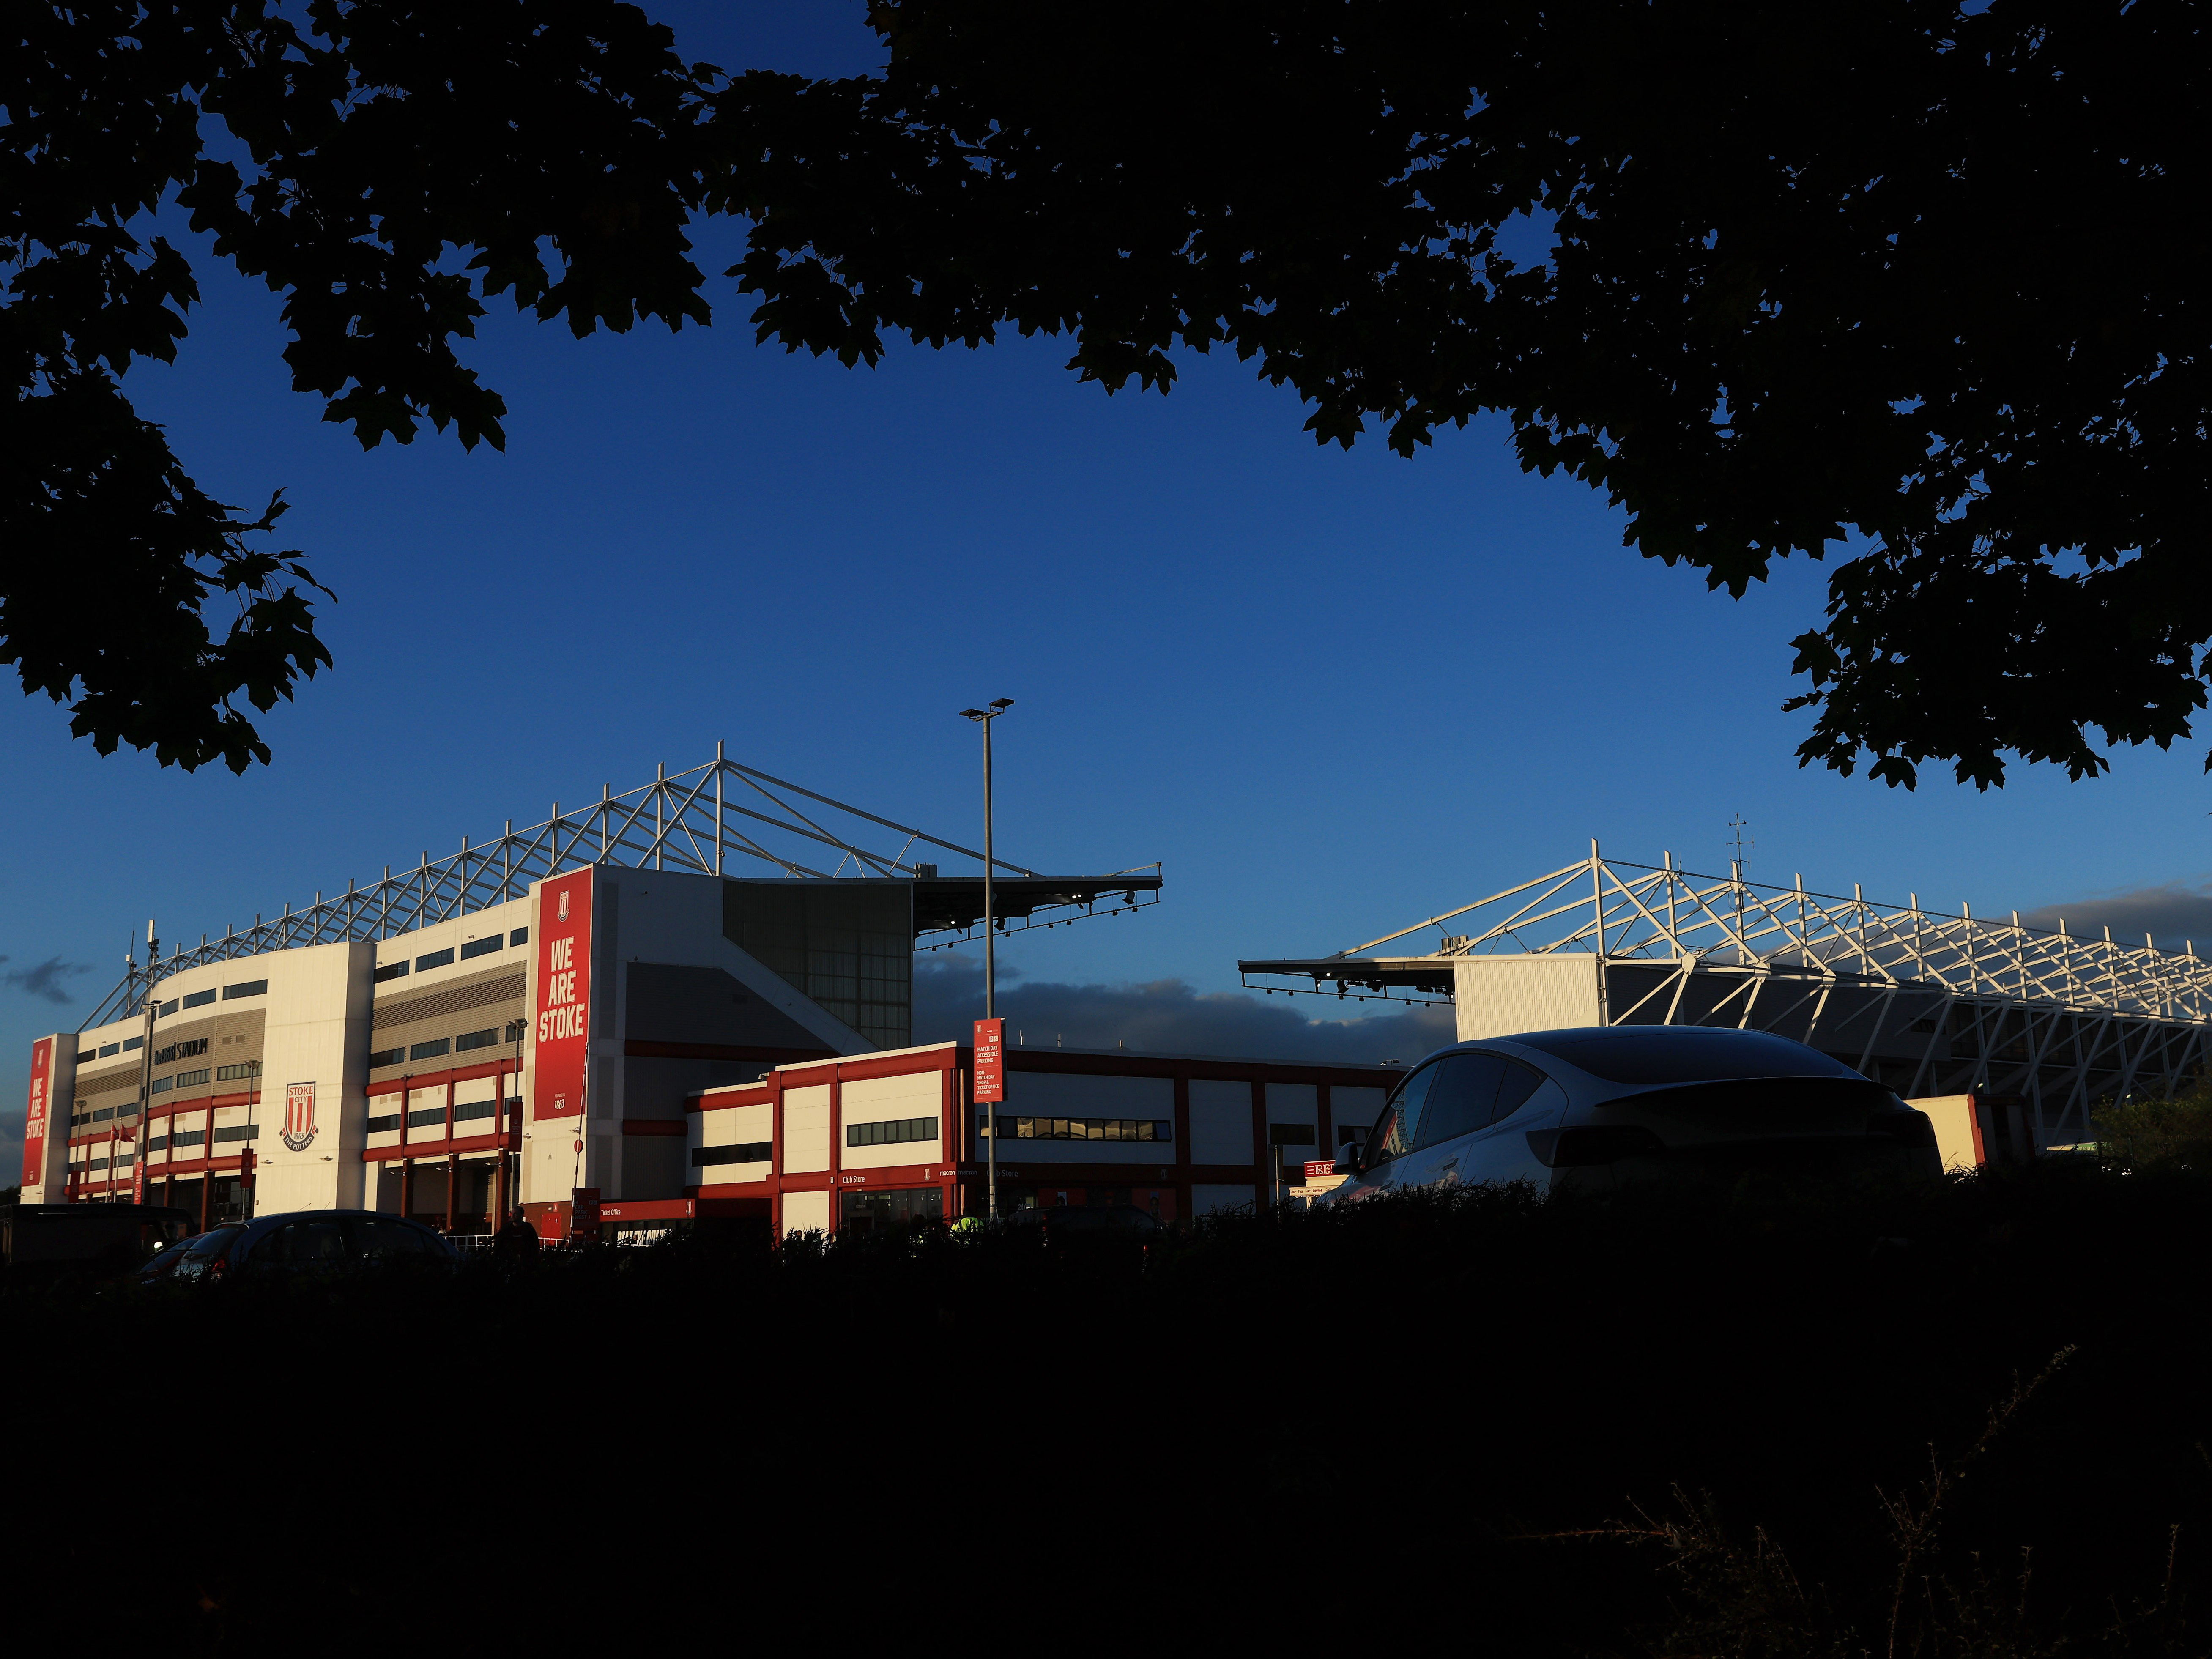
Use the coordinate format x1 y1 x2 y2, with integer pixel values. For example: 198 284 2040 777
533 869 594 1122
22 1036 52 1187
282 1081 318 1151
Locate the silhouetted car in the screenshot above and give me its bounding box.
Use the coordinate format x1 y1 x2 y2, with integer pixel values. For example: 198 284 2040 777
168 1210 456 1283
1324 1026 1941 1200
1 1203 196 1274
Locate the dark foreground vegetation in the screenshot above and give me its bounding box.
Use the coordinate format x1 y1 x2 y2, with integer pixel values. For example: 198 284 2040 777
8 1163 2212 1656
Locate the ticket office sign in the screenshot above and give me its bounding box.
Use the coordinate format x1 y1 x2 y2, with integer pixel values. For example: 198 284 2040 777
533 870 594 1122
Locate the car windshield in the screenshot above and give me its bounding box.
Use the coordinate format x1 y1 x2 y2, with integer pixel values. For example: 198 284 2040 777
1510 1028 1856 1084
182 1226 245 1256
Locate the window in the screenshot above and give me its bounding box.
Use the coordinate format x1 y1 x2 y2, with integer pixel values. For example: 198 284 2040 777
1371 1063 1441 1163
222 979 267 1000
91 1106 115 1122
174 1068 211 1088
414 947 454 972
454 1098 497 1123
121 1035 142 1051
211 1123 259 1142
1336 1122 1371 1146
408 1038 450 1062
846 1115 939 1148
1416 1052 1508 1147
216 1061 261 1082
150 1076 173 1095
406 1105 446 1128
1494 1062 1545 1122
356 1217 434 1257
366 1113 400 1134
694 1142 773 1166
1268 1122 1317 1146
75 1049 94 1063
156 999 178 1018
182 989 216 1010
172 1127 204 1147
509 927 529 947
460 936 502 961
147 1136 168 1153
99 1042 120 1057
115 1150 134 1166
983 1117 1172 1142
454 1027 500 1052
840 1185 944 1232
504 1020 526 1043
372 962 409 984
367 1047 404 1068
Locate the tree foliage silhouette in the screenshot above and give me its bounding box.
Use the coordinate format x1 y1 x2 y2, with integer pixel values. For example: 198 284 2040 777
713 0 2212 789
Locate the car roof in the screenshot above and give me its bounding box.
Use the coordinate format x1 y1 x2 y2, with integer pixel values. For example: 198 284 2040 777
1468 1025 1862 1084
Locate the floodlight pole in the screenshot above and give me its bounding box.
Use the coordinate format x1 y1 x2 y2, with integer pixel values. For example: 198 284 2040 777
960 699 1014 1221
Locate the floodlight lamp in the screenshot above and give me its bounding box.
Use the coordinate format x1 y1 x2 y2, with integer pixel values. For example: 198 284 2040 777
958 708 986 720
989 698 1014 711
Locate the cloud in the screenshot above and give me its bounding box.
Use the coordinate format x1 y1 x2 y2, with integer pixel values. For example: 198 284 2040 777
2016 880 2212 953
0 954 94 1005
914 953 1455 1065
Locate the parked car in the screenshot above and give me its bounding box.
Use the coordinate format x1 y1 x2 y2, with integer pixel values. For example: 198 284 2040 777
131 1226 243 1285
168 1210 457 1284
1324 1025 1941 1201
1 1203 197 1275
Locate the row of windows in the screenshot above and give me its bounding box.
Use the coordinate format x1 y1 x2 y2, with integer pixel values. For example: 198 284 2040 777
145 1122 257 1153
368 1025 510 1069
85 1035 145 1061
979 1117 1174 1142
148 978 268 1021
846 1116 939 1148
372 929 528 984
694 1142 774 1167
216 1061 261 1082
364 1097 517 1135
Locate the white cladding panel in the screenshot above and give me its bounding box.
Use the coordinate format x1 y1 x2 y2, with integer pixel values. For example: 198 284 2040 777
1188 1079 1254 1164
1454 954 1604 1042
783 1085 830 1173
238 939 373 1215
782 1188 830 1237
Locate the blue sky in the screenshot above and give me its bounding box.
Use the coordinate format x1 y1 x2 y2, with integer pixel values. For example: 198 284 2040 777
7 3 2209 1148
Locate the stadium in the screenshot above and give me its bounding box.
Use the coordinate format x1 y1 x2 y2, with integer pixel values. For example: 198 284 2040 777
17 750 1394 1236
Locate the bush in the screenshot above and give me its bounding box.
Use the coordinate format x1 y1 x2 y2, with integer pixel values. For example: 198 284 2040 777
2092 1079 2212 1170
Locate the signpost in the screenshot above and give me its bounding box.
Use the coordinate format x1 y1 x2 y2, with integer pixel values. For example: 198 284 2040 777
974 1016 1004 1223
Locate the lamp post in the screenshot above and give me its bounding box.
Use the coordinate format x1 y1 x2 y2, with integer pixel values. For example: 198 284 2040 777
958 698 1013 1221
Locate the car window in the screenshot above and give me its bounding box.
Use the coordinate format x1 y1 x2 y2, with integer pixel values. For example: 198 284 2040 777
1511 1027 1853 1083
292 1219 351 1267
247 1226 287 1265
183 1226 244 1257
354 1216 432 1257
1415 1052 1508 1147
1493 1060 1547 1122
1370 1062 1442 1163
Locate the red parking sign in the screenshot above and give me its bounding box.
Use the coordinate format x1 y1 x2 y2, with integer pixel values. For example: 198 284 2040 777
973 1018 1005 1103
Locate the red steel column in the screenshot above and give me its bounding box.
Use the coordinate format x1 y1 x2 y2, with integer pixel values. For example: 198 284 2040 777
826 1069 843 1236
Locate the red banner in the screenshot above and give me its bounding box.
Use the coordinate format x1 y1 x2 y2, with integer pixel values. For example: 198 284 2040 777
22 1037 52 1188
973 1018 1005 1103
532 869 594 1122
